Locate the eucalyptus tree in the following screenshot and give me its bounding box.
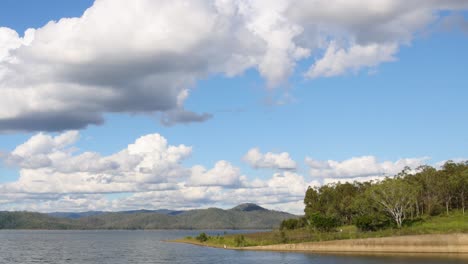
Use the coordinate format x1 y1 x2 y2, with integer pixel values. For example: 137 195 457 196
304 186 321 217
460 168 468 215
439 161 461 215
368 178 417 228
409 165 440 216
445 161 468 214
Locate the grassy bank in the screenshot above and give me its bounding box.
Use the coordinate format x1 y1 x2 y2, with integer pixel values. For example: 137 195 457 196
177 211 468 248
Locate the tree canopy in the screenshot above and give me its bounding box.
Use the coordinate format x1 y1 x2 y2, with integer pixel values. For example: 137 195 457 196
300 161 468 231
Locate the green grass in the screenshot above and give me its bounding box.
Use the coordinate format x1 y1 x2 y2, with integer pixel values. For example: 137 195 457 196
178 211 468 248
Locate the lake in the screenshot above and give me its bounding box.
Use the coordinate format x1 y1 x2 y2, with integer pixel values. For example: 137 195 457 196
0 230 466 264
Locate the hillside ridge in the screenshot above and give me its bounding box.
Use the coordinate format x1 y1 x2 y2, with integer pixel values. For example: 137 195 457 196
0 203 297 230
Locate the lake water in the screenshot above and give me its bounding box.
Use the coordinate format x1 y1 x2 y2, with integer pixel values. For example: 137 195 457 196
0 230 466 264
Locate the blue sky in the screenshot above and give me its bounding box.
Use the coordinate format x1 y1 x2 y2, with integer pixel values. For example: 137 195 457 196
0 1 467 213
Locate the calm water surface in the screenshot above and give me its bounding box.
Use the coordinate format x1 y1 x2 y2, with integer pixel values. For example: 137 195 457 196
0 230 466 264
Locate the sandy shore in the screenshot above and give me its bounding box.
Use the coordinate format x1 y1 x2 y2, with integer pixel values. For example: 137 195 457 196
173 233 468 257
244 233 468 254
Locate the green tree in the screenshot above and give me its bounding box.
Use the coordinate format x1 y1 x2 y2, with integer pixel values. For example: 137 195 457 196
280 218 306 230
196 232 208 242
308 213 340 232
412 165 441 215
304 186 321 216
332 182 360 224
460 167 468 215
354 213 390 231
234 235 246 247
439 161 461 215
368 178 417 228
447 161 468 215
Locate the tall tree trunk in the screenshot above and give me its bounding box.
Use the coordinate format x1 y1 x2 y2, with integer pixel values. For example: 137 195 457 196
415 202 419 218
427 201 432 216
462 191 465 215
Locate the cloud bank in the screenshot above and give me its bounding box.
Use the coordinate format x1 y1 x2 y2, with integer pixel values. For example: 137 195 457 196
0 131 455 214
0 131 318 213
305 155 430 184
0 0 467 131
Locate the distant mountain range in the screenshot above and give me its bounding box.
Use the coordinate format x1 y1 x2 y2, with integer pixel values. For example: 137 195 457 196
0 203 297 230
47 209 185 219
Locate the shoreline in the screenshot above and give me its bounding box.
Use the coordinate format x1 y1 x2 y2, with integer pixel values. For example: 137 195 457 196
172 233 468 256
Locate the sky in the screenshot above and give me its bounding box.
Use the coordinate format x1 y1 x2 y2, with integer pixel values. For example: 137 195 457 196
0 0 467 214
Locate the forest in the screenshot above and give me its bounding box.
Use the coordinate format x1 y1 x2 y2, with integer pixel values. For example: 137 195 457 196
282 160 468 232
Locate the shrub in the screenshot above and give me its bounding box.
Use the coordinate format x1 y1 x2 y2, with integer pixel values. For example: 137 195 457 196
280 217 308 230
280 231 288 243
355 215 377 231
234 235 246 247
196 232 208 242
402 217 424 227
309 213 339 232
354 214 391 231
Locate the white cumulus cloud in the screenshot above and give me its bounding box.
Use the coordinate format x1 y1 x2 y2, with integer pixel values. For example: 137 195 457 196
189 160 243 187
1 132 192 194
0 131 319 214
243 147 297 170
305 155 430 181
0 132 462 214
306 42 398 78
0 0 466 131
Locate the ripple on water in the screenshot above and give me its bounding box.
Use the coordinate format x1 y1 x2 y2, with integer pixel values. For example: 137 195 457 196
0 230 466 264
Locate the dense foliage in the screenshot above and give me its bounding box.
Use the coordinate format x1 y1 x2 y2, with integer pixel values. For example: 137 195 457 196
286 161 468 231
196 232 208 242
279 217 307 230
308 213 340 231
234 234 246 247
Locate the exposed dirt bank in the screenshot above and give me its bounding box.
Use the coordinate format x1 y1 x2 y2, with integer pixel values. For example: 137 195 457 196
243 233 468 254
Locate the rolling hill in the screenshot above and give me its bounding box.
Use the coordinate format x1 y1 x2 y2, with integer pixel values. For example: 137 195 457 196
0 203 297 230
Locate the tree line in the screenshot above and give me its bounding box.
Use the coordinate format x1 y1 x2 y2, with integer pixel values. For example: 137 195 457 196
281 161 468 231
